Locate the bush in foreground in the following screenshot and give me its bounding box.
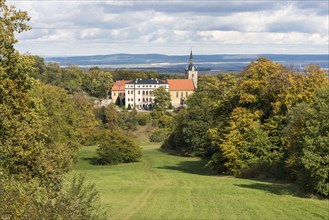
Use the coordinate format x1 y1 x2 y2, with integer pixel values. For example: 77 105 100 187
95 131 142 165
0 174 106 219
150 128 170 142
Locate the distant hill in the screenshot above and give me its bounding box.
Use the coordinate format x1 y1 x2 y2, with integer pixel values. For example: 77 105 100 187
44 54 329 74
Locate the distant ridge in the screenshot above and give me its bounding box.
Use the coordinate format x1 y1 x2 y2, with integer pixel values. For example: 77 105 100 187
44 54 329 73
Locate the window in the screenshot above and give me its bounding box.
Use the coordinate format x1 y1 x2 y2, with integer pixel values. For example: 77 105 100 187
186 92 188 97
128 90 130 95
131 91 133 94
138 98 140 101
128 98 130 101
146 91 148 95
138 91 140 95
181 92 183 97
113 92 116 96
142 91 145 95
143 98 145 102
150 98 152 102
176 92 178 98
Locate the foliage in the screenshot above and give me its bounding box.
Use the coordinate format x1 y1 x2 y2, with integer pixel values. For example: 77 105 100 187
0 2 105 218
82 68 113 98
104 104 120 131
150 128 170 142
0 174 106 220
136 113 151 126
0 0 48 183
28 83 82 187
118 108 138 130
29 56 113 98
110 69 184 82
153 86 171 111
285 86 329 196
163 57 329 196
95 131 142 165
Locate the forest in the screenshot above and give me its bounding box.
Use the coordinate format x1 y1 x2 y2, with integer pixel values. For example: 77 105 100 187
162 59 329 197
0 0 328 219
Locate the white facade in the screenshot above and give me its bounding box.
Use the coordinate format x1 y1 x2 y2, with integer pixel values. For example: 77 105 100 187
125 79 169 110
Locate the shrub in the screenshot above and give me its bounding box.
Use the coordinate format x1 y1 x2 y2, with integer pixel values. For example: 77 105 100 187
236 161 285 180
136 113 151 126
0 175 106 220
95 131 142 165
150 128 170 142
157 114 173 128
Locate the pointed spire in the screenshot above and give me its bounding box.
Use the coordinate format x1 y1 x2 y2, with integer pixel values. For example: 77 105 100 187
189 48 193 64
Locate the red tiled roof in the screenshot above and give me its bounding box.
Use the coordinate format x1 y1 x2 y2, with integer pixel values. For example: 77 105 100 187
167 79 195 91
111 80 130 91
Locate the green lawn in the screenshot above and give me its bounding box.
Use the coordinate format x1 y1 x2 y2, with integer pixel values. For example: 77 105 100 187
74 143 329 219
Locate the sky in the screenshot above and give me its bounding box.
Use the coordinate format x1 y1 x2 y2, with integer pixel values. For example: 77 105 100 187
6 0 329 56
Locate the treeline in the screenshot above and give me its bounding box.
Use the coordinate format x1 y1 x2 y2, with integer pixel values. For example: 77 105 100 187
162 58 329 197
30 56 184 99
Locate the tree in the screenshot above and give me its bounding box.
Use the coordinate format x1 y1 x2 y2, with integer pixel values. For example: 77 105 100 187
0 0 47 182
285 86 329 196
83 69 113 98
104 104 120 131
59 66 83 94
0 2 105 218
95 131 142 165
153 86 171 111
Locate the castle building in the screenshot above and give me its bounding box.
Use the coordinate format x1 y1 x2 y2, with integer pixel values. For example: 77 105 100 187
125 78 169 109
110 50 198 110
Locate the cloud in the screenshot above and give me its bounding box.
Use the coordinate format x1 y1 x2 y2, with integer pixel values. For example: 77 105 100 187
6 0 329 56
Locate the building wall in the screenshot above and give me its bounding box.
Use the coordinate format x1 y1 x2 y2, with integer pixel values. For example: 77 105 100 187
125 83 169 109
170 90 194 106
111 91 125 104
186 69 198 89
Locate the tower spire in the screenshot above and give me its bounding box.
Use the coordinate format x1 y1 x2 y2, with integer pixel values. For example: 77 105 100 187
189 48 193 64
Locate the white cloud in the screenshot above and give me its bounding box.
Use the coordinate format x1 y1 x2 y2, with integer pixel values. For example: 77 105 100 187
6 0 329 56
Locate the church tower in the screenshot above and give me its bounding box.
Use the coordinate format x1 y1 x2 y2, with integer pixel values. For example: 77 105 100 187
185 49 198 89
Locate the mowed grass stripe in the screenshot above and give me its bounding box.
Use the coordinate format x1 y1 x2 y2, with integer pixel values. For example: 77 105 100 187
74 144 329 219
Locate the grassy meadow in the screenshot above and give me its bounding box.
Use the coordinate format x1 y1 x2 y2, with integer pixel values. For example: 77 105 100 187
74 143 329 219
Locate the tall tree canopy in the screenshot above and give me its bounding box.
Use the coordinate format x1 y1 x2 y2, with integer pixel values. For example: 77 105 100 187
163 57 329 196
0 0 46 182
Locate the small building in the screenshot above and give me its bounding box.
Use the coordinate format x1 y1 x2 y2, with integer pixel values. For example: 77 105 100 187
125 78 169 110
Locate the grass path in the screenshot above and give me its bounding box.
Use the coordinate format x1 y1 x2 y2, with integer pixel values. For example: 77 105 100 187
75 143 329 219
113 152 164 219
